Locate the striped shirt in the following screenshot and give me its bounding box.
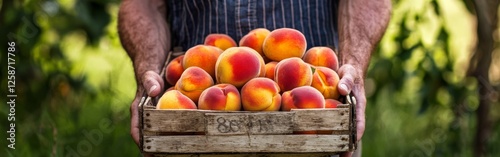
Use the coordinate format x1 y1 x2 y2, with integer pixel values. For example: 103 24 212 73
167 0 339 51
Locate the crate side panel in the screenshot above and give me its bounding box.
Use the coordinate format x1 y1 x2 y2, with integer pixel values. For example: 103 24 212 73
293 109 350 131
143 135 350 153
144 109 205 132
205 113 249 135
205 112 294 135
153 153 336 157
247 112 294 134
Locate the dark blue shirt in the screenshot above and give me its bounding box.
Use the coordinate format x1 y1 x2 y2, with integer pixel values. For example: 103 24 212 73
167 0 339 51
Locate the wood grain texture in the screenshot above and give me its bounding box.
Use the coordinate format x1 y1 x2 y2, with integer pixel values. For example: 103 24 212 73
152 153 338 157
144 109 349 133
292 109 349 131
144 135 350 153
142 108 352 154
144 109 205 132
205 112 294 135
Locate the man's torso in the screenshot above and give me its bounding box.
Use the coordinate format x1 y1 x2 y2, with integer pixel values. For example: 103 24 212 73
167 0 339 51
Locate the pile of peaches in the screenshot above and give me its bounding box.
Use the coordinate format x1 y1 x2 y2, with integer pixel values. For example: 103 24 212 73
157 28 343 111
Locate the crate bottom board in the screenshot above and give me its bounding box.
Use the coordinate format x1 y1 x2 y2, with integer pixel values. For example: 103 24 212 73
152 152 339 157
143 134 350 153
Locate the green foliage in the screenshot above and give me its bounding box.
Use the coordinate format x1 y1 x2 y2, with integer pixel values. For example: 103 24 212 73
1 0 137 156
363 0 499 156
0 0 498 156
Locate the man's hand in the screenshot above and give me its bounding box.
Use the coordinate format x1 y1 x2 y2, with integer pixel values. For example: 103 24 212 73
337 64 366 157
337 0 391 156
129 71 164 157
118 0 170 156
338 64 366 142
129 71 164 147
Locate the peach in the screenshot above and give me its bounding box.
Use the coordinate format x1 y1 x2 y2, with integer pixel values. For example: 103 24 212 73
303 47 339 71
254 51 266 77
204 34 237 50
198 84 241 111
175 67 214 103
245 47 267 77
325 99 342 108
156 90 197 109
241 77 281 111
311 66 341 99
264 61 278 80
281 86 325 111
262 28 307 61
165 55 185 85
166 86 175 91
274 57 313 92
182 45 223 78
239 28 271 57
215 47 263 88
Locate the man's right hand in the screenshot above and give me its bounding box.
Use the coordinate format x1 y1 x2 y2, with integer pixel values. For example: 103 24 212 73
130 71 164 156
118 0 170 154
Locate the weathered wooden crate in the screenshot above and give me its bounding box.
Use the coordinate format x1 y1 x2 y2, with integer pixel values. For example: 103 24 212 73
137 51 357 157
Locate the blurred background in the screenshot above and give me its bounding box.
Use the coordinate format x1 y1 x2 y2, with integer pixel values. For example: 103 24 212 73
0 0 499 156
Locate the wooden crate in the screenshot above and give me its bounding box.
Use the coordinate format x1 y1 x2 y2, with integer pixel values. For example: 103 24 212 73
137 51 357 156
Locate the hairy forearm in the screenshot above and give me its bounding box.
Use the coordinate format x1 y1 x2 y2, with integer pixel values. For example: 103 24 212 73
338 0 391 77
118 0 171 91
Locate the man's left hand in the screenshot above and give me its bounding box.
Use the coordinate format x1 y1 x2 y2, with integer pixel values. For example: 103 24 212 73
337 64 366 157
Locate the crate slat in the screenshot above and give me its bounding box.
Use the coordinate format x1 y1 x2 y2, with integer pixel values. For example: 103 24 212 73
293 109 349 131
205 112 294 135
144 109 206 132
152 153 336 157
144 109 350 134
143 135 350 153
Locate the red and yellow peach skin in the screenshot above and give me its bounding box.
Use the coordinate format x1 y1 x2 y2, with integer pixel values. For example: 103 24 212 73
274 57 313 92
182 45 222 78
264 61 278 80
239 28 271 57
215 47 263 88
175 67 214 103
165 55 185 86
156 90 197 109
325 99 342 108
281 86 325 111
311 66 340 99
241 77 281 111
262 28 307 61
204 34 237 50
198 84 241 111
303 47 339 71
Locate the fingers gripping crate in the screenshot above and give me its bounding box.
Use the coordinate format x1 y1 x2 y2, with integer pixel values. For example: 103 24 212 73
138 51 357 156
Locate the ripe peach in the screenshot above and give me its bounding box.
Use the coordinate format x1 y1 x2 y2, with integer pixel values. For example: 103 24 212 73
165 55 185 85
255 51 266 77
303 47 339 71
156 90 197 109
311 66 340 99
264 61 278 80
166 86 175 91
262 28 307 61
204 34 237 50
198 84 241 111
182 45 222 78
281 86 325 111
175 67 214 103
325 99 342 108
215 47 263 88
241 77 281 111
274 57 313 92
239 28 271 57
246 47 267 77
